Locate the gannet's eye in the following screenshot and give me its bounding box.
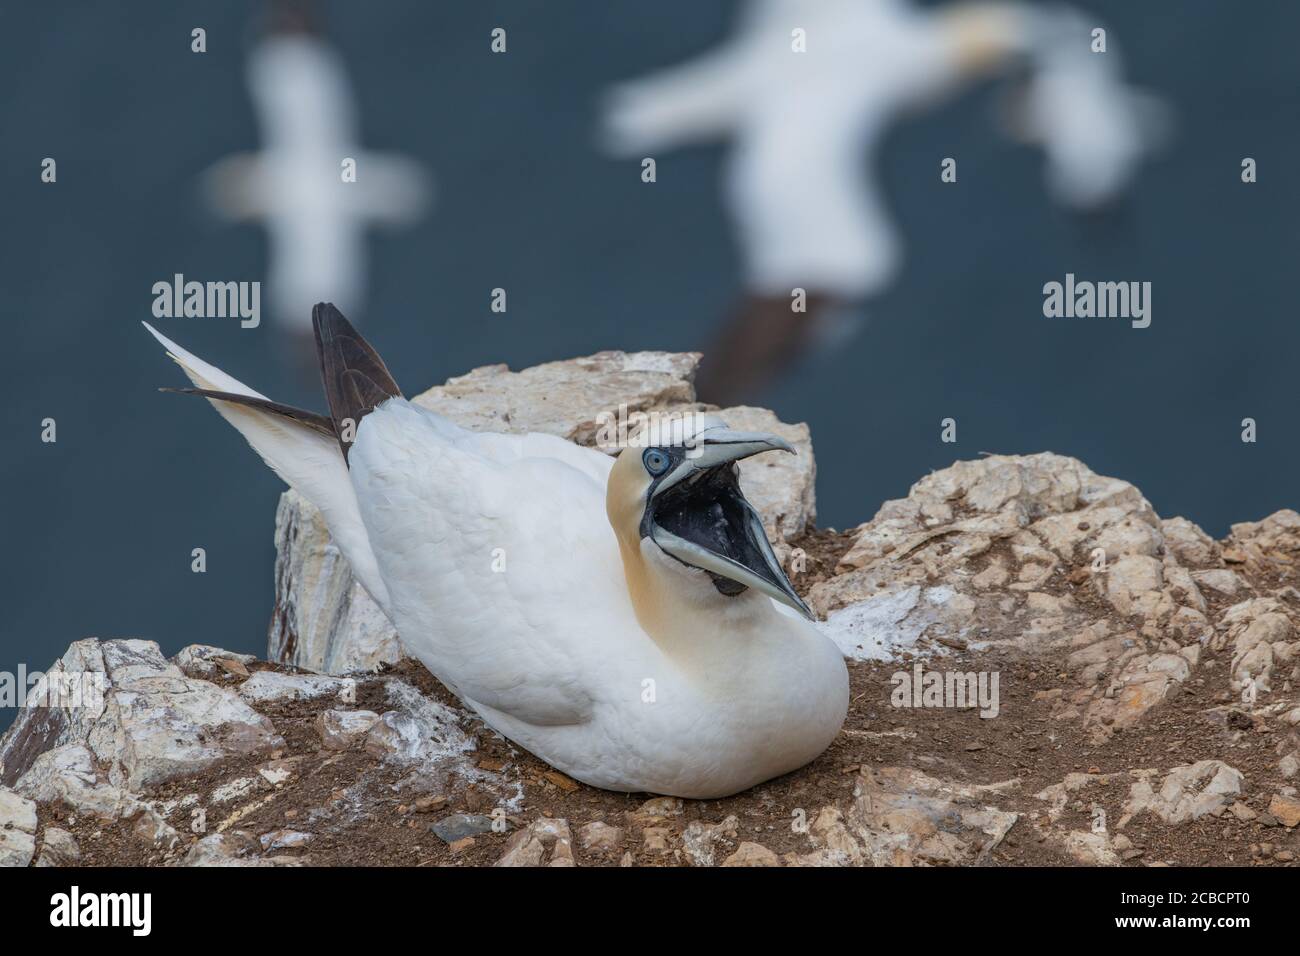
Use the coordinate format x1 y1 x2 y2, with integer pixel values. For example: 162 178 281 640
643 448 670 477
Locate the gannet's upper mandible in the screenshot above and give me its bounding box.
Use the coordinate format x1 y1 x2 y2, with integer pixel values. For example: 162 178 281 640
145 305 848 798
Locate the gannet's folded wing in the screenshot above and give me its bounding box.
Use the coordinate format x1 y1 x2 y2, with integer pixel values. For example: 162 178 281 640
350 400 626 727
453 426 614 487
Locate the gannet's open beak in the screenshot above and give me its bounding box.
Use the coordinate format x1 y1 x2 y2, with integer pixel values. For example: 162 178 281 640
643 429 813 620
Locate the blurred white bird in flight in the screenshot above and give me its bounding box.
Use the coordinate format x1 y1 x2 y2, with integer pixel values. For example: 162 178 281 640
144 306 848 799
602 0 1168 405
202 4 431 346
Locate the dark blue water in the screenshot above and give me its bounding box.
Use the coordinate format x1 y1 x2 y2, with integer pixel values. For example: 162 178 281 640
3 1 1298 723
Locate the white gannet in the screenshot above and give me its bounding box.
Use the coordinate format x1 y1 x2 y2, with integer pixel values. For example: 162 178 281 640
143 305 849 798
201 14 430 339
601 0 1166 404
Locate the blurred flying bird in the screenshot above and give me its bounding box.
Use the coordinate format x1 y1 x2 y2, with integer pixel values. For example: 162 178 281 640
144 306 848 798
202 6 431 347
602 0 1168 405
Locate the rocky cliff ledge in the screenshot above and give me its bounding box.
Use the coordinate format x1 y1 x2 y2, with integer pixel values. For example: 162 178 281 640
3 353 1298 867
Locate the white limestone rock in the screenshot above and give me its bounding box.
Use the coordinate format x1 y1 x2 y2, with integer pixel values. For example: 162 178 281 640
0 787 38 868
316 709 381 750
238 671 356 706
0 639 282 797
1121 761 1245 826
34 827 81 867
172 645 257 680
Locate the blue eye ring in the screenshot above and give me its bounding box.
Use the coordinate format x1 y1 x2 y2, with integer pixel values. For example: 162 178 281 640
643 448 670 476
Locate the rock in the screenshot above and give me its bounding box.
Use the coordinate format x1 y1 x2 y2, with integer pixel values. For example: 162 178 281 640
1085 652 1190 737
358 681 474 769
0 641 112 787
1279 754 1300 779
182 831 264 867
1105 555 1165 617
831 767 1018 866
211 777 259 804
266 350 815 676
810 453 1203 736
495 817 574 867
257 758 299 786
259 829 314 851
267 488 408 676
238 671 356 705
802 806 866 866
630 796 683 824
129 805 180 851
1228 611 1292 694
1225 510 1300 576
495 829 545 867
1033 770 1145 863
817 584 975 662
1036 770 1131 822
682 815 739 867
12 744 137 820
1161 517 1219 567
1191 569 1247 598
642 827 672 853
1060 831 1119 866
1121 761 1244 826
418 351 699 448
430 813 494 844
532 817 575 867
0 640 282 793
34 827 80 867
721 842 780 867
798 768 1019 867
1268 794 1300 828
172 645 258 680
316 710 381 750
374 680 474 764
0 787 38 867
97 662 283 790
578 821 625 853
1229 802 1257 822
364 712 424 760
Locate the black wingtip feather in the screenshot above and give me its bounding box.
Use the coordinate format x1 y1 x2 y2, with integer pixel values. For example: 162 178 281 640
160 386 337 438
311 303 402 463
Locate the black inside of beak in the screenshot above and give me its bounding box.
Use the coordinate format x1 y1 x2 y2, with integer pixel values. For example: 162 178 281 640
649 466 769 596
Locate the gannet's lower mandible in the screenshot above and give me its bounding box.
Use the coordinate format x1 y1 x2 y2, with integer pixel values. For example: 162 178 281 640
144 305 848 798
